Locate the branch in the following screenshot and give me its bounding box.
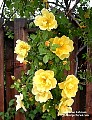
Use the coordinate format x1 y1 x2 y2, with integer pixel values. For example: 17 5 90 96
3 9 18 27
71 0 80 11
48 2 65 9
67 0 72 9
67 12 80 27
79 82 86 85
75 54 78 76
75 45 87 76
64 0 68 8
76 45 87 56
64 0 72 11
1 0 6 18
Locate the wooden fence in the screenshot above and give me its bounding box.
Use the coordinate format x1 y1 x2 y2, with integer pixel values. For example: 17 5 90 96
0 18 92 120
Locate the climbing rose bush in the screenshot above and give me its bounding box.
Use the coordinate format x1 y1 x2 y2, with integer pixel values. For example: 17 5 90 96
34 8 57 31
13 8 80 119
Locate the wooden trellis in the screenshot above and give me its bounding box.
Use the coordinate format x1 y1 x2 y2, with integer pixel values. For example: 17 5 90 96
0 18 92 120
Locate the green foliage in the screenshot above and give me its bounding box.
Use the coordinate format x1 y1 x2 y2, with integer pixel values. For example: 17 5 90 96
79 85 84 90
6 29 14 39
0 99 15 120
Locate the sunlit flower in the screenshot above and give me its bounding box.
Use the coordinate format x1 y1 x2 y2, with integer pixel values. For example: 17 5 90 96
49 35 74 60
35 91 53 103
58 98 74 116
15 93 27 112
34 8 57 31
58 75 79 98
14 40 30 63
32 69 57 92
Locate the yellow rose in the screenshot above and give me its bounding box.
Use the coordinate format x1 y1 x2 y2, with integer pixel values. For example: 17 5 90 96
35 91 53 103
34 8 57 31
49 35 74 60
58 98 74 116
58 104 72 116
32 84 39 95
33 69 57 92
15 93 27 112
58 75 79 98
60 98 74 106
14 40 30 63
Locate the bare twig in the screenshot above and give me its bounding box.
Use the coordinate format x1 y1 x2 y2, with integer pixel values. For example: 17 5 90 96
68 13 80 27
1 0 6 18
64 0 68 8
65 0 72 11
75 45 87 76
68 0 72 9
75 54 78 76
48 2 65 9
79 82 86 85
71 0 80 11
3 9 18 27
76 45 87 56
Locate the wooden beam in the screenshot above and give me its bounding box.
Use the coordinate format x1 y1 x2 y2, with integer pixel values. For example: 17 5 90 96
0 18 4 119
5 37 15 108
86 46 92 120
14 18 27 120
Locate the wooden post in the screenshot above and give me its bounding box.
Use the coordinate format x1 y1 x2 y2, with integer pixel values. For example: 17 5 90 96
0 19 4 119
5 36 15 108
14 18 27 120
86 46 92 120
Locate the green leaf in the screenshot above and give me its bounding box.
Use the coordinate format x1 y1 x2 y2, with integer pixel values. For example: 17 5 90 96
55 56 60 63
10 85 15 89
79 85 83 90
6 1 11 8
43 55 49 64
9 99 15 107
0 112 4 117
30 34 36 40
38 44 47 55
42 31 49 40
49 107 56 119
51 44 60 51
